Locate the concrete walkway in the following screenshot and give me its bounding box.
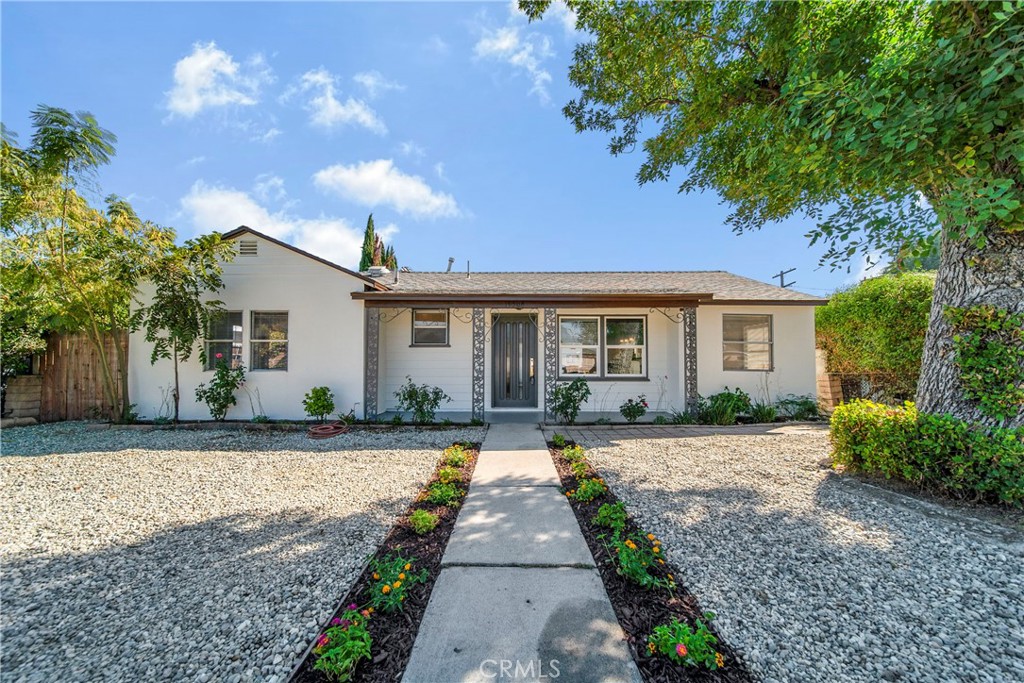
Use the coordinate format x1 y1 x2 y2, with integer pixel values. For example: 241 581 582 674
402 423 641 683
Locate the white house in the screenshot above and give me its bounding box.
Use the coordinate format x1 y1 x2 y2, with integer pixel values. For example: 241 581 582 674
128 227 826 422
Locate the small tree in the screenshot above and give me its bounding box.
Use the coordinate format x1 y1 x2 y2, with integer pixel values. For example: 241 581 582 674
359 213 376 272
551 378 592 425
136 234 234 422
816 274 935 401
303 386 336 423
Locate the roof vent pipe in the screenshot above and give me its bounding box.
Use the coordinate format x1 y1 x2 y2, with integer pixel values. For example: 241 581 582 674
446 257 455 273
393 267 399 284
466 260 471 279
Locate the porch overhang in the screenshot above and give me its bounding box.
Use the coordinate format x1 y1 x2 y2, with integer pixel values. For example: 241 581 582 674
351 292 715 308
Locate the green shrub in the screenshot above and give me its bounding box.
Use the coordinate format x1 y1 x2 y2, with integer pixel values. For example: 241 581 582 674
395 376 451 423
749 401 778 423
570 459 589 479
562 444 585 462
366 554 428 613
653 415 669 425
619 395 649 423
552 378 592 425
437 466 463 485
442 445 467 467
945 305 1024 424
669 408 696 425
776 394 819 421
568 477 608 502
424 482 463 506
408 509 439 535
195 358 246 421
830 400 1024 506
697 387 750 425
815 273 935 401
647 614 724 670
313 606 372 682
604 531 672 590
594 501 627 530
551 433 567 448
302 386 336 423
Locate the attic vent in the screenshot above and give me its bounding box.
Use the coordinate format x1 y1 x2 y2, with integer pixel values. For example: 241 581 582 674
238 239 258 256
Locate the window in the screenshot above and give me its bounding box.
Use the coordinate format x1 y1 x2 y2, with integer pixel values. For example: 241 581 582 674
559 318 599 375
723 314 773 371
605 318 645 376
558 316 646 377
412 309 449 346
251 312 288 370
204 311 242 370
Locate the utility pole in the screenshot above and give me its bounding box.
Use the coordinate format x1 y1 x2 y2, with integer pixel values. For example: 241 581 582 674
772 268 796 288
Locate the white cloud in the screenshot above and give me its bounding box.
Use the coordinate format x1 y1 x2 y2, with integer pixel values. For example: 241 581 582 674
285 67 386 134
353 70 405 99
398 140 426 159
474 25 553 103
434 162 447 181
165 42 274 118
180 180 392 268
182 155 206 167
424 34 450 56
313 159 459 219
253 174 287 202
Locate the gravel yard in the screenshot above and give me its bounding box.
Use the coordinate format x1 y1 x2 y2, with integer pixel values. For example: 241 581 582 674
576 425 1024 683
0 422 485 683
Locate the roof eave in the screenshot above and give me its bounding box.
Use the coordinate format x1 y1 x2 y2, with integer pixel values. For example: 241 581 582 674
351 292 716 307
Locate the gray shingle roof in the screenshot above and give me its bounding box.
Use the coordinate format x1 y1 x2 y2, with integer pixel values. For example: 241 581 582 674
369 271 824 303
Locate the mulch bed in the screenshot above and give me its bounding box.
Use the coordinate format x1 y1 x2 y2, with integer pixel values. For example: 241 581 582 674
290 442 480 683
549 441 755 683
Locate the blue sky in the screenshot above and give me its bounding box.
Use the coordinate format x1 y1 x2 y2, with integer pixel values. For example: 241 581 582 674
2 1 865 295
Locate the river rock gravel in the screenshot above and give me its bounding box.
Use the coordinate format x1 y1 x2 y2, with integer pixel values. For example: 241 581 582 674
578 425 1024 683
1 422 485 683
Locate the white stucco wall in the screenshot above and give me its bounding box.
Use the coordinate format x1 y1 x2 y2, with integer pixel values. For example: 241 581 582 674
696 305 818 403
128 234 367 421
378 307 688 416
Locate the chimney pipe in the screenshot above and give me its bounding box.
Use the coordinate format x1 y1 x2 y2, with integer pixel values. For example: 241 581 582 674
446 257 455 273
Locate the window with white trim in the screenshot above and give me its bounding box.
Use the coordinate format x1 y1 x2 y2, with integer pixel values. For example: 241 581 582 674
412 309 448 346
723 314 773 371
251 311 289 370
558 316 647 377
204 311 242 371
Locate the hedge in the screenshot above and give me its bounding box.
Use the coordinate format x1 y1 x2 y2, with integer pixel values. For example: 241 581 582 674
830 400 1024 506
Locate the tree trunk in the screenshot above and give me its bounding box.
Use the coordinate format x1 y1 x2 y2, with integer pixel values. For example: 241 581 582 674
172 344 180 423
915 225 1024 428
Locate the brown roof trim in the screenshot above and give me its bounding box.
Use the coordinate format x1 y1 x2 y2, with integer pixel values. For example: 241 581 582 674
352 292 715 307
221 226 389 291
705 298 828 306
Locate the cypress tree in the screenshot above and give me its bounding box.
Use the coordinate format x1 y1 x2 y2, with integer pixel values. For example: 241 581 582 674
358 214 375 272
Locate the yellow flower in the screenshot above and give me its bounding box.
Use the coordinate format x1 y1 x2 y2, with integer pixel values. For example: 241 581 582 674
652 546 660 554
646 533 655 541
398 573 406 580
404 563 411 571
658 559 665 565
367 607 374 614
647 642 656 654
668 574 674 581
715 652 725 668
382 585 391 594
624 539 637 550
393 581 402 589
373 573 380 580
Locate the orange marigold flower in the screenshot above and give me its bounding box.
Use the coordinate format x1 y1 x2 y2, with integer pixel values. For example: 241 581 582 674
398 573 406 580
382 585 391 594
646 533 655 541
404 563 411 571
652 546 660 554
373 573 380 580
393 581 402 589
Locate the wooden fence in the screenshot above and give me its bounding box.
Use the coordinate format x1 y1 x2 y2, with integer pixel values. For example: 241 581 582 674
38 332 128 422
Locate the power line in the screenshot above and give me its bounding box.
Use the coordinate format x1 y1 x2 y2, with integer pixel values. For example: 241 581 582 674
772 268 796 288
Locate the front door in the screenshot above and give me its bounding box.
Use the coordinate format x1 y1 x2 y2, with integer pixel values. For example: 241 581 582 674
492 315 537 408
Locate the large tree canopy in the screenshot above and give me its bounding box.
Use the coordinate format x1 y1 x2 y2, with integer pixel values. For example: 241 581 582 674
526 0 1023 427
